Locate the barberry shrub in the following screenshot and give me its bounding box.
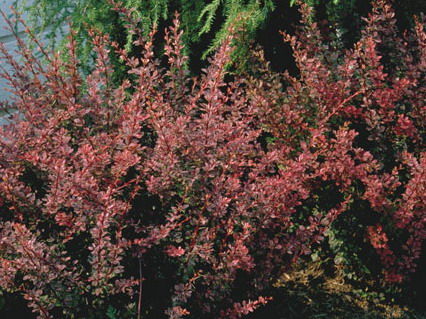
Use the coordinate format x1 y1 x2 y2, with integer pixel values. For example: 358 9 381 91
0 0 424 318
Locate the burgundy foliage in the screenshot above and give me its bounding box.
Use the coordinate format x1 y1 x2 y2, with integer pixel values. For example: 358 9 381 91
0 0 424 318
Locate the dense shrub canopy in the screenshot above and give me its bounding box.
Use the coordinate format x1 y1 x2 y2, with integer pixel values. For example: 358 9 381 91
0 1 425 318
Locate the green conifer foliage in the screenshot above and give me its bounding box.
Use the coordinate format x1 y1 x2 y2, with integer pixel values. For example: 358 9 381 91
18 0 425 74
19 0 275 73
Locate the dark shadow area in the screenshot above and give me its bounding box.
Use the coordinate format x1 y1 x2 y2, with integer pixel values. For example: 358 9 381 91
0 292 36 319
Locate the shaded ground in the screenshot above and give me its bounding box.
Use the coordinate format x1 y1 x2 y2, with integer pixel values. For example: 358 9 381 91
1 260 424 319
250 260 425 319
